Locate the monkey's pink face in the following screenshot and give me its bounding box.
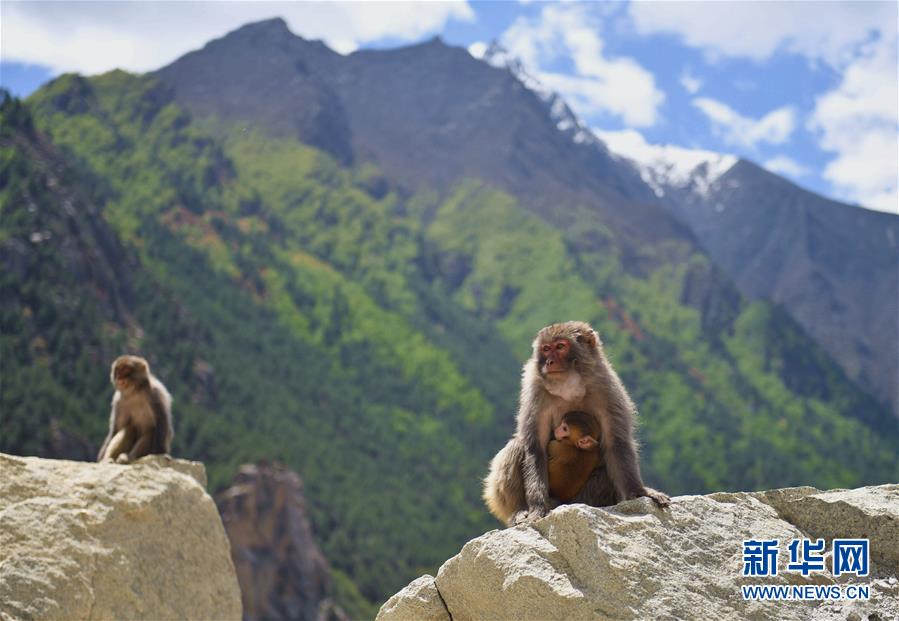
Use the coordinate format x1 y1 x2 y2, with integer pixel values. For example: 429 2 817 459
553 421 571 441
539 339 571 375
113 363 140 391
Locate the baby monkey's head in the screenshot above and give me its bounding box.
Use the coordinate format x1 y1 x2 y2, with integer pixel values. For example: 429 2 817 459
553 411 600 451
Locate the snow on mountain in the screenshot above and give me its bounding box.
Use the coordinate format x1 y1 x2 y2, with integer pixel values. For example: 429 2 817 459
595 129 738 199
471 41 735 200
474 41 602 148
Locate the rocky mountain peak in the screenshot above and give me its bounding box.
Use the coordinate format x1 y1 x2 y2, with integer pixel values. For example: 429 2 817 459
232 16 291 36
216 463 348 621
155 22 682 246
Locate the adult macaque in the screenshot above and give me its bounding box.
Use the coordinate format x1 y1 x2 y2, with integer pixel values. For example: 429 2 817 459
484 321 668 525
547 411 601 502
97 355 173 464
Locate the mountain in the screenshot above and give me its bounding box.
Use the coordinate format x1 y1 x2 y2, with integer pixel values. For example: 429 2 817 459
4 18 898 613
604 139 898 416
154 18 676 254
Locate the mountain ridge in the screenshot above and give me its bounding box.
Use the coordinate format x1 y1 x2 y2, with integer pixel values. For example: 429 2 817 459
154 20 688 255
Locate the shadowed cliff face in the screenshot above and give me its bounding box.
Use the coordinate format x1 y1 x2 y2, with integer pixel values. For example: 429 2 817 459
216 463 348 621
658 160 899 417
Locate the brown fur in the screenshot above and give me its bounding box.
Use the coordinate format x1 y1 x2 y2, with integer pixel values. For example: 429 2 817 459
483 321 669 525
548 411 601 502
97 355 173 463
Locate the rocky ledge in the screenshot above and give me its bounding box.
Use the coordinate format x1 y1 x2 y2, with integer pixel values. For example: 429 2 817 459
378 485 898 621
0 453 242 621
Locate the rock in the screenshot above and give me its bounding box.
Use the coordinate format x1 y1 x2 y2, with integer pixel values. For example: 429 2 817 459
377 575 449 621
378 485 899 621
216 462 348 621
0 453 241 621
756 485 899 573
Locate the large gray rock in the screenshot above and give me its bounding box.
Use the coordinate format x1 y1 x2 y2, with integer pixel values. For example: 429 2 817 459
378 485 899 621
0 453 242 621
756 486 899 573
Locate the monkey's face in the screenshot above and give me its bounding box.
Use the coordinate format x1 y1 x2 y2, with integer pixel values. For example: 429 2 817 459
554 420 599 450
538 338 572 376
111 356 148 392
553 420 572 441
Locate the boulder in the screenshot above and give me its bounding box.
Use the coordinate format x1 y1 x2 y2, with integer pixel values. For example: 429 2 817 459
0 453 242 621
378 485 899 621
377 575 449 621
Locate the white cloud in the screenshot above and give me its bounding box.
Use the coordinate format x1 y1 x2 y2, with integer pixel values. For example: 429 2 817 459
627 1 897 213
808 38 899 213
0 2 474 74
679 67 702 94
500 4 664 127
693 97 796 149
629 2 892 65
763 155 811 178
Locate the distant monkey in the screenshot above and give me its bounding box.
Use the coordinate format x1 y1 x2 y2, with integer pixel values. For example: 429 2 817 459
484 321 668 526
547 411 601 502
97 355 173 464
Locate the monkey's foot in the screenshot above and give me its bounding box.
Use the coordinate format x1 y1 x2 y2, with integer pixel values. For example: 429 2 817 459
115 454 132 464
510 504 550 526
643 487 670 508
510 510 534 526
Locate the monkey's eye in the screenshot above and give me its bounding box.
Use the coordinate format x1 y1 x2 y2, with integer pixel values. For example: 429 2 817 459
556 342 566 350
542 345 551 353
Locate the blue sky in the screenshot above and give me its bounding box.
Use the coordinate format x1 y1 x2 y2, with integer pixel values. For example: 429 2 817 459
2 1 896 213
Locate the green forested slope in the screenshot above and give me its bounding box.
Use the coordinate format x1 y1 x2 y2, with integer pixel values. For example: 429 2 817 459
2 71 897 613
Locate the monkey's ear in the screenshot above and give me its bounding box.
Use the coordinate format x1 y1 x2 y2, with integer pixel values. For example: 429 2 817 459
577 436 599 450
576 330 598 348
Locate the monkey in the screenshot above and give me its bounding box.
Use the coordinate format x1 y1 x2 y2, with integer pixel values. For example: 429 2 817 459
547 411 602 502
97 355 173 464
483 321 669 526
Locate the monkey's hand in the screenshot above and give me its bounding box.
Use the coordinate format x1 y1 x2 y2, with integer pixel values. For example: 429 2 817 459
115 453 132 465
642 487 670 508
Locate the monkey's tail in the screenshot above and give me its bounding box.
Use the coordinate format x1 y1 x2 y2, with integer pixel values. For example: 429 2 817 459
483 439 525 525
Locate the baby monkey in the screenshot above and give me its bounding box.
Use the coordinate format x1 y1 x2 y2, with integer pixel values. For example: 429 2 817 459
97 355 173 464
547 411 602 502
